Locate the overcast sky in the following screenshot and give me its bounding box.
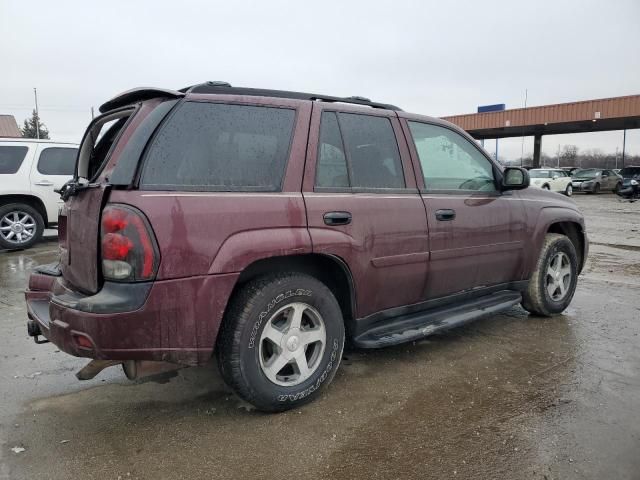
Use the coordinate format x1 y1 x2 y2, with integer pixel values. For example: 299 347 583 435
2 0 639 160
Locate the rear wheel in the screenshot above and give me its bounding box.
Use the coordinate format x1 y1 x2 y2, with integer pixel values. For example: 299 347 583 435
542 184 550 190
564 184 573 196
0 203 44 250
522 233 578 316
216 273 345 412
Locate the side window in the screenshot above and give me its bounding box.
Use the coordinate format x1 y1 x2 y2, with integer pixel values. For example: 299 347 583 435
0 146 28 174
408 122 496 192
37 147 78 175
141 102 296 191
338 113 405 189
316 112 349 188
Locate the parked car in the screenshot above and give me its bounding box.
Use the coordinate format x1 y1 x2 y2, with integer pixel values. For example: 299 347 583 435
25 83 588 412
529 168 573 195
0 139 78 249
571 168 622 194
617 166 640 199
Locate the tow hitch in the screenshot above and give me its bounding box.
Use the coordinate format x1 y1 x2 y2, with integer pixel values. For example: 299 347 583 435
27 319 49 344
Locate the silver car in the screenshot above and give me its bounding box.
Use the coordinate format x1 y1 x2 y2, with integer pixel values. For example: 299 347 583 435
571 168 622 194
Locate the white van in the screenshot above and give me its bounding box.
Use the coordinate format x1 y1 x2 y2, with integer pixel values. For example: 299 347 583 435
0 139 78 249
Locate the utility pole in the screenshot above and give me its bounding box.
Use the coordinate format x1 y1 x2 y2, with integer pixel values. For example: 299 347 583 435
615 147 619 169
91 106 95 119
33 87 40 139
557 144 560 168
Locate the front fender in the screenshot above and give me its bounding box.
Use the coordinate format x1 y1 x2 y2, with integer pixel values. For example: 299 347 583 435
525 206 587 278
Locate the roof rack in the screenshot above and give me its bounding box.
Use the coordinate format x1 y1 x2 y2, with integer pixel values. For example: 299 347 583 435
181 81 403 111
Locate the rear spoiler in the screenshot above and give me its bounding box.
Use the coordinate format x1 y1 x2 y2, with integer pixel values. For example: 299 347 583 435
99 87 185 113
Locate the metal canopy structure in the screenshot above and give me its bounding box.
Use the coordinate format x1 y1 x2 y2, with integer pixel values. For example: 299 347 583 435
442 95 640 167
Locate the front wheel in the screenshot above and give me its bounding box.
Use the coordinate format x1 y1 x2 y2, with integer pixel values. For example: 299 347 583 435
542 184 550 190
0 203 44 250
593 183 600 194
522 233 578 316
216 273 345 412
564 184 573 196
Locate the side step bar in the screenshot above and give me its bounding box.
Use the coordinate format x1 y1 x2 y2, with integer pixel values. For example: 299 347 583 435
353 290 522 348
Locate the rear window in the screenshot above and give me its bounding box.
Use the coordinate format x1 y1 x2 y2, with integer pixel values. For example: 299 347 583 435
0 146 28 174
141 102 296 191
37 147 77 175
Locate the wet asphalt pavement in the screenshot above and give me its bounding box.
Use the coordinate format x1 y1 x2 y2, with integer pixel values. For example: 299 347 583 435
1 195 639 479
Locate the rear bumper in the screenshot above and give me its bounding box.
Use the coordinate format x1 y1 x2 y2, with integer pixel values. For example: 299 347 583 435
25 271 239 366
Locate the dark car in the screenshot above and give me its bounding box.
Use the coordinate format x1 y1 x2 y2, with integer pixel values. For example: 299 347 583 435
571 168 622 194
618 166 640 197
25 83 588 412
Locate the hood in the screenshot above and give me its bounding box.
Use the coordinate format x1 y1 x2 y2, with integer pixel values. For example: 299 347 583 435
518 184 581 212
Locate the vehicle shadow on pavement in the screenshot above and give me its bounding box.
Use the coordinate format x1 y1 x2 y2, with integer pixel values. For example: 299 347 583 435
6 309 585 480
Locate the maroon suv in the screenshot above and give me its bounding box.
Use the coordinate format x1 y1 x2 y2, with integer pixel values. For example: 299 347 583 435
25 82 588 411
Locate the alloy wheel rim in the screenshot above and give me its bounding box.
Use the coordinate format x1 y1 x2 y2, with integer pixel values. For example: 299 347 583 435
0 211 36 245
258 302 326 387
545 252 572 301
566 184 572 196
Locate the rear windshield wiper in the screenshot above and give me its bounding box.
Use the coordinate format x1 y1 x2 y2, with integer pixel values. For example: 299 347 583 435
56 178 99 201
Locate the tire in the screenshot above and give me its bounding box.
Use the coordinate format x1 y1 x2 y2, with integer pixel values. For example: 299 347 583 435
614 182 622 194
0 203 44 250
216 273 345 412
542 184 550 190
564 184 573 196
522 233 578 317
593 183 600 194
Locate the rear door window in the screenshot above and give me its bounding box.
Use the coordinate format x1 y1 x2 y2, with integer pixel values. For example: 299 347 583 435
0 146 28 174
338 113 404 189
37 147 78 175
141 102 296 191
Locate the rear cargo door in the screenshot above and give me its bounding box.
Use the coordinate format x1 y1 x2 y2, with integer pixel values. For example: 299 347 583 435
59 107 137 293
59 185 108 293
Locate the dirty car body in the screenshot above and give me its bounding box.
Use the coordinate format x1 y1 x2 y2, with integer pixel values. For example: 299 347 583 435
25 83 589 411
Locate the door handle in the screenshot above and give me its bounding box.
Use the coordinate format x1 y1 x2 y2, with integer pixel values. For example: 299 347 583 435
435 209 456 221
323 211 352 226
34 180 54 186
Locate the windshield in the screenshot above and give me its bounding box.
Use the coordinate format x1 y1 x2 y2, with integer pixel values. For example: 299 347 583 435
620 167 640 177
530 170 552 178
573 169 600 177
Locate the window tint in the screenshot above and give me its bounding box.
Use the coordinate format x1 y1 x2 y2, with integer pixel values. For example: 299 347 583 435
408 122 496 191
37 147 77 175
142 102 295 191
338 113 404 189
0 146 28 174
316 112 349 188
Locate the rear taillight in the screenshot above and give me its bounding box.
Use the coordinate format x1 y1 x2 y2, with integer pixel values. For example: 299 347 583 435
100 204 159 282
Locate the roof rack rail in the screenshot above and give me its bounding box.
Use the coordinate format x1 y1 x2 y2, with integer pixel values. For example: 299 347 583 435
181 81 402 111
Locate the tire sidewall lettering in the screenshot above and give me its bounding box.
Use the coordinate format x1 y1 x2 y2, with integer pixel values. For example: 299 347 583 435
277 339 340 403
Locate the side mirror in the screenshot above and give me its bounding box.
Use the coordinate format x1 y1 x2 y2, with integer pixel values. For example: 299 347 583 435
501 167 529 191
